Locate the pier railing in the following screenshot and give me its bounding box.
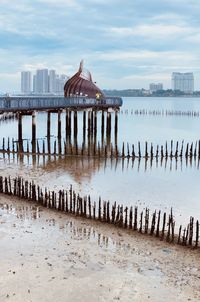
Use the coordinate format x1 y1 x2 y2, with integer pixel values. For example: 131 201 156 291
0 96 123 112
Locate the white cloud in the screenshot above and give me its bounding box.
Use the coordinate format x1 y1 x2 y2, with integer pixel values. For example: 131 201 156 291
37 0 81 9
98 50 196 63
107 24 195 39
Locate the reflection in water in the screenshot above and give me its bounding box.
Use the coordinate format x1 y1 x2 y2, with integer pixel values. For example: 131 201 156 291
1 152 199 181
0 203 41 220
0 202 133 253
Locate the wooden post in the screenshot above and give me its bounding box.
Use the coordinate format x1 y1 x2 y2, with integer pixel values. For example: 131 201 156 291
73 110 78 139
139 211 143 233
161 212 166 240
98 197 102 220
18 113 23 152
129 206 133 229
68 110 72 138
114 111 118 143
83 110 86 143
47 111 51 138
138 142 141 158
111 202 116 224
156 210 161 237
57 110 61 140
101 110 104 144
133 206 138 230
88 111 91 136
94 111 97 137
196 220 199 247
32 111 36 154
178 225 182 244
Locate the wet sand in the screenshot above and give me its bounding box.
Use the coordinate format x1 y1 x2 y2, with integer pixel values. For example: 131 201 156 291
0 195 200 302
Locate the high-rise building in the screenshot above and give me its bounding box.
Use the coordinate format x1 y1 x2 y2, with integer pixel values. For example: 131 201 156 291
49 70 56 94
35 69 49 94
149 83 163 92
56 74 69 95
21 71 32 94
22 68 69 95
172 72 194 93
33 75 36 93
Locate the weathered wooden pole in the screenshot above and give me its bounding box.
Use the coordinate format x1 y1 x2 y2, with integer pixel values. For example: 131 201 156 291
87 111 91 135
83 110 86 143
65 109 69 138
32 111 36 154
106 112 111 147
18 113 23 152
73 110 78 138
114 110 118 144
94 110 97 137
57 110 61 140
47 111 51 138
101 110 105 146
106 111 109 136
91 110 94 137
68 110 72 138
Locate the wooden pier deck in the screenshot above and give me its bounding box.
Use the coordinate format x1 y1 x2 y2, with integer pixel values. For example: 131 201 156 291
0 96 123 113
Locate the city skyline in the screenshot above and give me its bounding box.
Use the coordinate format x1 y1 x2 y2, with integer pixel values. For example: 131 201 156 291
21 69 68 95
1 1 200 92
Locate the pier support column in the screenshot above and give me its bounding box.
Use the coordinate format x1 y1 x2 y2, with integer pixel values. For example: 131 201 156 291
87 111 91 151
106 111 109 137
32 111 36 154
87 111 91 135
106 112 111 147
47 111 51 138
94 111 97 136
68 110 72 139
57 110 62 154
91 110 94 137
114 110 118 144
94 111 97 150
18 113 23 152
101 110 105 145
65 109 69 138
57 110 62 140
73 110 78 139
47 111 51 154
83 111 86 144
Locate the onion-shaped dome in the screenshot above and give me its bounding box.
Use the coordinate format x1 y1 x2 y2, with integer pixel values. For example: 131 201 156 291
64 60 105 98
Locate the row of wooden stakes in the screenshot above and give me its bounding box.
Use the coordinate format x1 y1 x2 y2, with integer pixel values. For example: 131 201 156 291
120 109 200 117
0 175 199 248
0 138 200 159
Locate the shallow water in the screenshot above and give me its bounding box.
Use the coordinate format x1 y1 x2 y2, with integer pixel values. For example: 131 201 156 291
0 97 200 225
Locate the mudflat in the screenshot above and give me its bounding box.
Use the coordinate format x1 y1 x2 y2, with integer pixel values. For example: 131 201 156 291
0 195 200 302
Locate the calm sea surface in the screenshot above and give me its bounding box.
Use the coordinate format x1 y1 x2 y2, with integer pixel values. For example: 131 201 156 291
1 97 200 225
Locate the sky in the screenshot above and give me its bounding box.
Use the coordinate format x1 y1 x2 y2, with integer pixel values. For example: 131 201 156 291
0 0 200 92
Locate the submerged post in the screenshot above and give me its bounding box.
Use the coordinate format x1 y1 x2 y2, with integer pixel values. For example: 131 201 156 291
73 110 78 139
47 111 51 138
83 110 86 143
18 113 23 152
32 111 36 154
101 110 105 145
58 110 62 140
114 110 118 144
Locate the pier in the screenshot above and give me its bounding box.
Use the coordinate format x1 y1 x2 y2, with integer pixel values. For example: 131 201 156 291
0 96 122 113
0 95 122 156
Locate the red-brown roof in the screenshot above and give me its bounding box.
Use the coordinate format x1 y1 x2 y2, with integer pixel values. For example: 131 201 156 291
64 61 105 98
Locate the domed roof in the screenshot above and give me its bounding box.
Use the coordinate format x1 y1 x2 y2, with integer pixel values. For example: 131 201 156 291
64 60 105 98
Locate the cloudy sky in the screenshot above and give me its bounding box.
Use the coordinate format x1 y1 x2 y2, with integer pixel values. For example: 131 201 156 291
0 0 200 92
